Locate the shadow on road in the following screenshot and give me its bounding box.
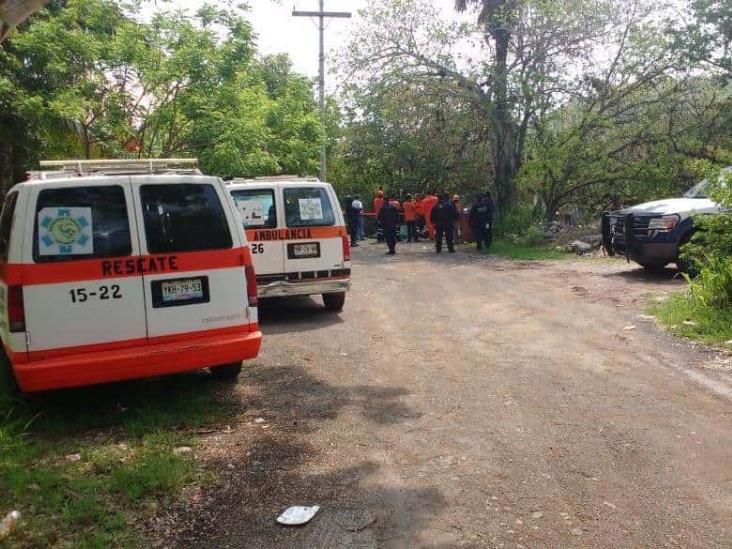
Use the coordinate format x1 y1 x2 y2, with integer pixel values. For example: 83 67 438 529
259 296 345 335
601 264 685 285
164 364 441 548
2 370 237 438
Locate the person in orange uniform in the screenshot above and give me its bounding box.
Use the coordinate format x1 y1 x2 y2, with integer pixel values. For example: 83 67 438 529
402 194 418 242
422 190 439 240
415 193 426 239
374 189 385 242
374 189 385 217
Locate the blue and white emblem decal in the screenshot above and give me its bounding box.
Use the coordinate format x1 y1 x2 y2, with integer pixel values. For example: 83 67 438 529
38 207 94 256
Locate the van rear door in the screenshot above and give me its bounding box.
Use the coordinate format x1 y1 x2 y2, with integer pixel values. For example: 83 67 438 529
132 177 252 341
22 178 148 357
230 186 285 278
280 184 348 277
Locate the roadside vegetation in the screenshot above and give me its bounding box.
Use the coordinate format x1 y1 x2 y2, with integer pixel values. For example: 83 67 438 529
0 374 236 546
487 240 569 261
652 168 732 345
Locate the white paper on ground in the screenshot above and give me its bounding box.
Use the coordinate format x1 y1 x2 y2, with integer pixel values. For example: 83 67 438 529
276 505 321 526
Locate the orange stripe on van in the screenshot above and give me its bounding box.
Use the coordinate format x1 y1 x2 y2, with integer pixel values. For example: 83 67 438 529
246 226 346 242
13 325 262 392
0 247 250 286
9 322 259 364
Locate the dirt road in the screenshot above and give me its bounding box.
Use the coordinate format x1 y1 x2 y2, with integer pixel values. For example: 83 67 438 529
163 243 732 548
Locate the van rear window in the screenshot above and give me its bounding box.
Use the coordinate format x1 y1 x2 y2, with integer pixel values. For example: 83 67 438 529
230 189 277 229
141 184 232 253
0 192 18 261
283 187 335 227
33 186 132 263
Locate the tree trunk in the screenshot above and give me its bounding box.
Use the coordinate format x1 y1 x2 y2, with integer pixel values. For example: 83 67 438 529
82 124 92 159
490 27 516 215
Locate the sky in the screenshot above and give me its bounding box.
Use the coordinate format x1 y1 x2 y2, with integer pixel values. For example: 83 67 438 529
145 1 461 81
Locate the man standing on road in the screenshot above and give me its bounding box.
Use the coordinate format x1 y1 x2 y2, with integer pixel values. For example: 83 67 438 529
345 196 359 248
431 193 459 253
414 193 426 238
374 190 385 242
352 195 364 241
378 195 400 255
469 192 494 251
403 194 418 242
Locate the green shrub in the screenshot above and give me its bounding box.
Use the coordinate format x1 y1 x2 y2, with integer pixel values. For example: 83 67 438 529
492 204 536 239
684 256 732 309
681 167 732 271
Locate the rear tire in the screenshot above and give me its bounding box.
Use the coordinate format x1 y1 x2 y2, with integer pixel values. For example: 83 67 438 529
322 292 346 311
0 350 20 403
209 362 242 381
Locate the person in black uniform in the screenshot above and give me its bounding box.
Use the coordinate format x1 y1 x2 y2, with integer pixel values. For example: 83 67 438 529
377 196 400 255
469 191 494 250
430 193 459 253
344 196 359 247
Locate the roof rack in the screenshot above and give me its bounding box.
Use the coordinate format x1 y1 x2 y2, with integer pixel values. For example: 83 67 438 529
228 175 321 184
32 158 201 179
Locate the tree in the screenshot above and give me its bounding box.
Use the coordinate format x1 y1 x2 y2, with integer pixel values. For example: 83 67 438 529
454 0 517 209
0 1 325 188
0 0 130 188
330 77 492 201
340 0 633 214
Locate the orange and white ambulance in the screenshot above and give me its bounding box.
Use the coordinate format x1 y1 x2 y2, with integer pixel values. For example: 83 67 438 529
227 176 351 311
0 159 262 392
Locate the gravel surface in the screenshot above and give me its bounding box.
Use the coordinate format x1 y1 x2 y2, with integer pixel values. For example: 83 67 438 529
157 242 732 548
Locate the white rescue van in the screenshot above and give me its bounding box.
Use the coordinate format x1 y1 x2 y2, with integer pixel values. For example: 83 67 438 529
0 159 262 392
227 176 351 311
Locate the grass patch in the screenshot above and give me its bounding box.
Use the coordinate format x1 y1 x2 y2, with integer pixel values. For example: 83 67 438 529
0 372 238 547
650 292 732 345
486 239 571 261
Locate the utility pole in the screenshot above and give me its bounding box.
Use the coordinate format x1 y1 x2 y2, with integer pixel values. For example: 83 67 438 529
293 1 351 181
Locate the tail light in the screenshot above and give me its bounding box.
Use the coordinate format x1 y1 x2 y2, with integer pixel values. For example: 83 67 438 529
245 265 258 307
342 236 351 262
8 285 25 333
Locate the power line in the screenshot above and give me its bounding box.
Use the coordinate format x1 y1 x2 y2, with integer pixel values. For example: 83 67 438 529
293 1 351 182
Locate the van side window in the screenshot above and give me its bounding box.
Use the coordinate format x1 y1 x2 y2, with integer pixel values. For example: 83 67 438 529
141 184 233 253
33 186 132 263
230 189 277 229
283 187 335 227
0 192 18 261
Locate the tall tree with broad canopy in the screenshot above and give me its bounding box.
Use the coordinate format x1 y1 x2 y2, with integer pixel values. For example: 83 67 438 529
340 0 647 214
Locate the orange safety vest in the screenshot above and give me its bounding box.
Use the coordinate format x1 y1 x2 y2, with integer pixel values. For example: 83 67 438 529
415 199 425 216
403 200 417 221
422 195 439 238
374 197 384 217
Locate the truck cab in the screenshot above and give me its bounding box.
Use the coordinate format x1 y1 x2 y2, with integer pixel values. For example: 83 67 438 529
602 169 728 271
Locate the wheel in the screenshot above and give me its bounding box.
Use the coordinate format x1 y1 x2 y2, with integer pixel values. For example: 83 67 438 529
209 362 242 381
322 292 346 311
0 349 20 404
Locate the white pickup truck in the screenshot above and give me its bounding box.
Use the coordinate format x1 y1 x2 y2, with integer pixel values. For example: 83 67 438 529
602 169 729 271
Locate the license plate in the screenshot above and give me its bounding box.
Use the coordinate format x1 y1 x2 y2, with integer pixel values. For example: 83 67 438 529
291 242 320 258
161 277 204 302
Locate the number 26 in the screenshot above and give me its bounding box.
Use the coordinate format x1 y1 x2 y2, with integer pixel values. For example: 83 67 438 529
252 244 264 254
